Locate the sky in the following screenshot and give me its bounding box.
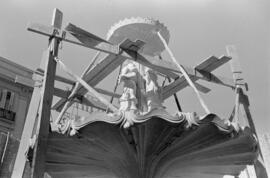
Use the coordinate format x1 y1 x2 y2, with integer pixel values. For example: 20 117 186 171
0 0 269 134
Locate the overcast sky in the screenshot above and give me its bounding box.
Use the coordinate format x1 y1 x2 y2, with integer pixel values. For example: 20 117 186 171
0 0 269 134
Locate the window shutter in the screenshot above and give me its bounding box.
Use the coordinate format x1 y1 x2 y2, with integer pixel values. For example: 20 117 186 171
0 90 7 108
4 92 11 110
8 92 15 111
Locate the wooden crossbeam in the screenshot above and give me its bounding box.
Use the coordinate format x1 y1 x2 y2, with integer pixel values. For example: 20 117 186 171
28 23 233 90
53 53 125 111
53 88 107 110
65 23 110 45
194 82 211 93
162 56 234 100
29 22 234 105
121 40 232 91
81 94 108 111
27 22 119 55
36 69 121 98
195 55 231 72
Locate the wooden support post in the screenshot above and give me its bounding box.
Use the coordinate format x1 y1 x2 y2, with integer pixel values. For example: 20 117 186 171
226 45 268 178
31 9 62 178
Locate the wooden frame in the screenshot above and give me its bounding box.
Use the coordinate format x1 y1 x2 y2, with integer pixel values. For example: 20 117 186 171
14 8 262 178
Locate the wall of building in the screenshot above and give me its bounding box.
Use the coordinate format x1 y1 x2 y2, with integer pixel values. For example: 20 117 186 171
0 56 34 178
259 133 270 177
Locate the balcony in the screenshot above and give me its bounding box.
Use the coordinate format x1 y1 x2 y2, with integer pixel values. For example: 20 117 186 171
0 108 16 123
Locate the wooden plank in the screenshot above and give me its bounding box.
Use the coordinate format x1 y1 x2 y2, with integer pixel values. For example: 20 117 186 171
81 95 107 111
123 49 179 79
51 9 62 29
226 45 244 85
53 53 125 111
124 47 233 89
195 56 218 71
163 75 191 99
162 64 234 100
27 22 119 55
95 88 121 98
52 40 146 113
195 70 235 88
203 56 231 72
194 82 211 93
36 68 75 85
120 39 145 52
53 87 71 99
65 23 110 45
36 69 121 98
53 87 108 111
55 59 118 112
28 23 233 89
31 8 62 178
54 51 103 124
53 87 121 100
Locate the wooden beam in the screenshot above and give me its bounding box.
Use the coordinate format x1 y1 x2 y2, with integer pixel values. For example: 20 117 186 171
53 87 108 111
65 23 110 45
124 50 179 79
53 87 71 99
30 22 233 105
80 95 107 111
31 9 62 178
53 87 121 101
194 82 211 93
28 24 233 89
36 69 121 98
27 22 119 55
195 55 231 72
162 58 234 100
52 53 125 111
36 68 75 85
95 88 121 98
52 41 145 111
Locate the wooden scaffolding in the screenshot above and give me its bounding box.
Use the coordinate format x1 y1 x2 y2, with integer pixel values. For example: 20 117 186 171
11 9 268 178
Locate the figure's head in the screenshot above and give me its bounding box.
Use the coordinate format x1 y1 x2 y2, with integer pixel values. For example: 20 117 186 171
122 59 138 71
144 67 158 81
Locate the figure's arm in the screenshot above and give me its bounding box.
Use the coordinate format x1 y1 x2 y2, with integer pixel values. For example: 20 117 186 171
119 71 137 83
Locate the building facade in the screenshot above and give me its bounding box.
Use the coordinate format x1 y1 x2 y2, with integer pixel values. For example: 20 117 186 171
259 133 270 177
0 56 34 178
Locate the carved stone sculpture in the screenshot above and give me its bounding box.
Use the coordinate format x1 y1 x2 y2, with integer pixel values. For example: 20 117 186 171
118 61 140 128
144 67 164 112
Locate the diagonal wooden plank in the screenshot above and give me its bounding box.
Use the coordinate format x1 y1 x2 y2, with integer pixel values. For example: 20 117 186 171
53 87 107 111
162 77 188 99
27 22 119 55
36 68 121 98
53 87 121 100
65 23 110 46
53 39 148 112
53 54 125 111
28 24 232 90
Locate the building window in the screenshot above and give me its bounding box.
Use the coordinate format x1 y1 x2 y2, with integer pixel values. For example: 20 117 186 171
0 89 16 122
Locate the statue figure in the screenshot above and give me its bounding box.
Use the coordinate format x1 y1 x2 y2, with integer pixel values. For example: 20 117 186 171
118 61 140 128
118 61 139 111
143 67 164 112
